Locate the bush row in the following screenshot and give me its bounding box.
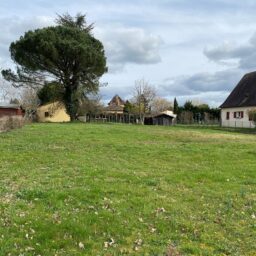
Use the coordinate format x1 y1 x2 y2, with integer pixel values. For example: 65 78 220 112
0 116 24 132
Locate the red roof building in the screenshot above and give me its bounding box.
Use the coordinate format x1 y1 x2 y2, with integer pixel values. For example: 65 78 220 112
0 103 23 118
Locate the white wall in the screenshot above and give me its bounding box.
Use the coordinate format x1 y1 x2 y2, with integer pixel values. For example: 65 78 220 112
221 107 255 128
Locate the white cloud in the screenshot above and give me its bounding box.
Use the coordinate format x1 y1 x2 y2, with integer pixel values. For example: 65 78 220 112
160 69 241 94
0 16 54 69
204 33 256 70
96 26 163 72
176 91 230 108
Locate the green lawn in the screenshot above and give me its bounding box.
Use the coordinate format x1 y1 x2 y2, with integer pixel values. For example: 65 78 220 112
0 123 255 255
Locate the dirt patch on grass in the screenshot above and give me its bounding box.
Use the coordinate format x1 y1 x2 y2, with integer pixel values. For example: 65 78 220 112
166 245 182 256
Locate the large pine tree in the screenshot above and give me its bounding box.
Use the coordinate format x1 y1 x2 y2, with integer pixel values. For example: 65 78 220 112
2 13 107 121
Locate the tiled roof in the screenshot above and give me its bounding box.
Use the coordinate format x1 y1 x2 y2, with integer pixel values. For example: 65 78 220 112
108 95 125 106
104 105 124 112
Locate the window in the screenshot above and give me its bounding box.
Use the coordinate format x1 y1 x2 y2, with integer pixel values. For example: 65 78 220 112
226 112 230 120
233 111 244 119
45 112 49 117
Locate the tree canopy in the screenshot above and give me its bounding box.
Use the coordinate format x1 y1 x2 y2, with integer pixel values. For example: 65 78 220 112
177 101 220 123
2 13 107 120
37 82 64 105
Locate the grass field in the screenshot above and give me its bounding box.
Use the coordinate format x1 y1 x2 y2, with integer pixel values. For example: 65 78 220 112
0 123 255 255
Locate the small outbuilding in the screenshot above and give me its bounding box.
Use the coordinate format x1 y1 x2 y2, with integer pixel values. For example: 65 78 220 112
145 110 177 126
0 103 23 118
37 102 70 122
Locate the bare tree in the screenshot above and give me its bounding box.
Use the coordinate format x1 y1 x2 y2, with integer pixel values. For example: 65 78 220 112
133 79 156 122
0 78 20 102
78 93 104 116
20 87 40 120
151 97 173 114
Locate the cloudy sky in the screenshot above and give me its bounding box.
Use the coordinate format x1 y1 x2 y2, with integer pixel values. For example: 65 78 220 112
1 0 256 106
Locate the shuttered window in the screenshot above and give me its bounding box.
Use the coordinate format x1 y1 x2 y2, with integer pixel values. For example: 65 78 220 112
233 111 244 119
226 112 230 120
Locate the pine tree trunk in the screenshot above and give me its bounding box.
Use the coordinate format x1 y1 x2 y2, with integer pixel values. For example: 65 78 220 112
64 85 79 122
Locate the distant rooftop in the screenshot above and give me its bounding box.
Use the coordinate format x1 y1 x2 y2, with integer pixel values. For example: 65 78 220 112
0 102 20 109
108 95 125 106
154 110 177 118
